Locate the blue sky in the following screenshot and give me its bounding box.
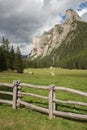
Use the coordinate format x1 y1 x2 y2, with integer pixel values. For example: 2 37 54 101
0 0 87 54
61 1 87 22
78 2 87 10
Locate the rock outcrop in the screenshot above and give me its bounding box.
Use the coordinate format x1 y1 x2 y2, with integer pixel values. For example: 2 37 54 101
30 9 82 58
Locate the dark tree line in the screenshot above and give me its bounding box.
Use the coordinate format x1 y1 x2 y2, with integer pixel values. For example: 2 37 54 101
0 37 23 73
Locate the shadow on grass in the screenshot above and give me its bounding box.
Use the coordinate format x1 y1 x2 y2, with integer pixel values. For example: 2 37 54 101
22 99 87 114
56 104 87 114
0 86 12 100
58 115 87 123
19 100 87 123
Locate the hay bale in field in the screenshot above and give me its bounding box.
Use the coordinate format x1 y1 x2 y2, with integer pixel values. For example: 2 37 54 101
29 71 34 75
50 66 53 69
50 72 55 76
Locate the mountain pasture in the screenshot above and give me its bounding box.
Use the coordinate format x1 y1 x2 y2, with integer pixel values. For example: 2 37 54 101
0 68 87 130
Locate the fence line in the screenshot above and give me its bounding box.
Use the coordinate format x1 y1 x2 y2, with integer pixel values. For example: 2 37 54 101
0 91 13 95
19 100 49 114
55 87 87 97
0 80 87 121
53 99 87 106
21 83 49 90
19 92 48 100
0 83 12 88
0 99 13 105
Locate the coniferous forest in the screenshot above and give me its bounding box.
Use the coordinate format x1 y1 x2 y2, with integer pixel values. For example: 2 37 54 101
0 37 23 73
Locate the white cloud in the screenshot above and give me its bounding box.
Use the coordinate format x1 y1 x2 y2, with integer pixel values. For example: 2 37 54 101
10 42 33 55
77 8 87 16
0 0 87 55
20 44 33 55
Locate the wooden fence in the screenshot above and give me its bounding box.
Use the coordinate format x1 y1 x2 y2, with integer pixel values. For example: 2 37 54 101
0 81 87 121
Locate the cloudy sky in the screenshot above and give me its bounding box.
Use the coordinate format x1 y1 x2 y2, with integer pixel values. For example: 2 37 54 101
0 0 87 55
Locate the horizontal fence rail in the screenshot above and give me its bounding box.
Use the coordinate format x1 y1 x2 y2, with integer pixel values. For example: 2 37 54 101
19 92 48 100
21 83 49 90
0 83 13 88
0 91 13 95
19 100 49 114
53 111 87 121
0 99 13 105
53 99 87 107
55 87 87 97
0 81 87 121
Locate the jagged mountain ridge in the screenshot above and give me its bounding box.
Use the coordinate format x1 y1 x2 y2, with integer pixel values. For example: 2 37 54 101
30 9 82 58
29 9 87 69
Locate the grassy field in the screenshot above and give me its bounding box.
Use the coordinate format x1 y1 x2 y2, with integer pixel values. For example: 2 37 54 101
0 68 87 130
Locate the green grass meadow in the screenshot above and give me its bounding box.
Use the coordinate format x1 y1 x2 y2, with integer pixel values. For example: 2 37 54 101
0 68 87 130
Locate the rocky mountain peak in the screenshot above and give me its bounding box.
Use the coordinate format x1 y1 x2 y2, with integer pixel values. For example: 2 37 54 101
30 10 83 58
65 9 82 23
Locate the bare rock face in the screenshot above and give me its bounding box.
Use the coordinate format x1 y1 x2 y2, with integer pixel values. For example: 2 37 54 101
30 9 82 58
65 9 82 23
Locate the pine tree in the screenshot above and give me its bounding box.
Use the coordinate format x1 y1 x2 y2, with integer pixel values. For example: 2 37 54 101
2 37 10 51
1 37 10 70
0 46 6 71
9 45 15 70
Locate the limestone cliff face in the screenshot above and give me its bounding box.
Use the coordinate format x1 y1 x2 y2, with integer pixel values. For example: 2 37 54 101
30 9 82 58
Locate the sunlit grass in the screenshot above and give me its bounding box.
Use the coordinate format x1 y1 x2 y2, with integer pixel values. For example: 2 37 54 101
0 68 87 130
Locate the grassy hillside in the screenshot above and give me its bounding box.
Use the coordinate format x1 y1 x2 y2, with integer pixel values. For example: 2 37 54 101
53 21 87 69
0 69 87 130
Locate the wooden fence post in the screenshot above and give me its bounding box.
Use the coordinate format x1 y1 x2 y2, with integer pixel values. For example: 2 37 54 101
53 86 56 118
13 81 17 109
49 85 55 119
17 81 21 107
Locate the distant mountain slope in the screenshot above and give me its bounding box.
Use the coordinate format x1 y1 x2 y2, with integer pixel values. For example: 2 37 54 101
50 21 87 69
29 9 87 69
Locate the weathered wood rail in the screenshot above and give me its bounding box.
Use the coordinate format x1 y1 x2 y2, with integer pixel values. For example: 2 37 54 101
0 81 87 121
